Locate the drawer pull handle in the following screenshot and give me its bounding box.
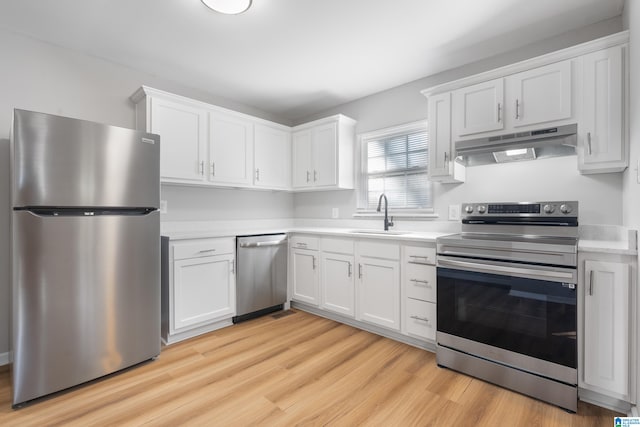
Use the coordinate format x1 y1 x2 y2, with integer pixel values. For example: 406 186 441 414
408 255 431 265
296 243 308 248
410 279 430 286
410 315 430 322
198 249 217 253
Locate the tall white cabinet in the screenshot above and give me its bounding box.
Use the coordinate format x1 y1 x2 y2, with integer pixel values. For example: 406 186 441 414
208 112 254 186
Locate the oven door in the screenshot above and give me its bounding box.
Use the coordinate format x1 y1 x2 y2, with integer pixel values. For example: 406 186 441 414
437 256 577 382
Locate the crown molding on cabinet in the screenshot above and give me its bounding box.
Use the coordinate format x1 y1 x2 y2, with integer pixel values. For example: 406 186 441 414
421 30 629 97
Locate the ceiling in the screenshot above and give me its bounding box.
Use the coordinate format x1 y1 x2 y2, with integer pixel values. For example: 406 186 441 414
0 0 625 122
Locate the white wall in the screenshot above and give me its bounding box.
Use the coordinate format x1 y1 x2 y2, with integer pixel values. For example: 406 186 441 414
0 29 295 355
293 17 625 225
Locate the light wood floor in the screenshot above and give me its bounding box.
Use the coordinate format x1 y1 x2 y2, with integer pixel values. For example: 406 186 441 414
0 310 621 426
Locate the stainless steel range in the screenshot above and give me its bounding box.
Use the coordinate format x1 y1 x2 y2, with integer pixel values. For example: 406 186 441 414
436 201 579 412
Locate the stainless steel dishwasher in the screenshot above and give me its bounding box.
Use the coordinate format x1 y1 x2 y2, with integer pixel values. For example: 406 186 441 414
234 233 288 323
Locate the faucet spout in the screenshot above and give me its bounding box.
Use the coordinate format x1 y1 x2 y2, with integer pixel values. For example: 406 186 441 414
376 193 394 231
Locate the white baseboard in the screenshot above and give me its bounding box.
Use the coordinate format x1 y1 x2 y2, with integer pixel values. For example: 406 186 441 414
0 352 9 366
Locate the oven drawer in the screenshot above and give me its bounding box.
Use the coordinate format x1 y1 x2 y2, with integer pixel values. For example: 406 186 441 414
405 263 436 302
405 298 436 341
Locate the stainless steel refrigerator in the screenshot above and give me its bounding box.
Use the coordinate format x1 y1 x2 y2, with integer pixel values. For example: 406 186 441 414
10 109 161 407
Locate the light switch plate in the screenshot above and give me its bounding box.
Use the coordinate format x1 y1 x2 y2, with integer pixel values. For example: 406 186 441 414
332 207 339 219
448 204 461 221
160 200 168 214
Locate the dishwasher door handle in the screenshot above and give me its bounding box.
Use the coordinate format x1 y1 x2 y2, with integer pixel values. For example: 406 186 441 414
238 239 288 248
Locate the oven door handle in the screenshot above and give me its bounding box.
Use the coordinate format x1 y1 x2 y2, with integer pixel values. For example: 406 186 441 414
437 256 576 283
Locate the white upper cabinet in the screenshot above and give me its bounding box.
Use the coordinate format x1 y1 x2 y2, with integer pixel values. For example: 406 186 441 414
131 86 295 191
506 60 572 128
292 115 356 191
209 112 254 186
579 45 626 174
454 78 505 136
428 92 465 183
452 60 573 139
147 95 208 184
254 124 291 189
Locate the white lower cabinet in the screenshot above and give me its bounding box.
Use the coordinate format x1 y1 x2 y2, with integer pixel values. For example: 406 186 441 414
402 245 437 342
321 252 355 317
174 254 235 329
290 235 320 306
357 256 401 331
356 241 401 331
581 259 631 399
289 234 435 343
162 237 236 344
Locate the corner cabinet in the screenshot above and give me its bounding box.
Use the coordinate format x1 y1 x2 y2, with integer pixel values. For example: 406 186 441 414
161 236 236 344
578 45 627 174
254 124 291 189
292 115 356 190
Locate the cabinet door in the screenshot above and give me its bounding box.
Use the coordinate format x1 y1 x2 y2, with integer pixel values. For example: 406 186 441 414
313 122 338 187
254 124 291 189
427 93 464 182
579 46 625 172
209 112 254 185
150 97 207 183
583 260 630 397
357 257 400 331
173 255 235 331
454 78 504 136
291 249 319 305
508 60 572 128
321 253 355 317
292 130 313 188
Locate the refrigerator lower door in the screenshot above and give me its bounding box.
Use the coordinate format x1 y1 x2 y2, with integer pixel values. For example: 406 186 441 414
11 210 160 406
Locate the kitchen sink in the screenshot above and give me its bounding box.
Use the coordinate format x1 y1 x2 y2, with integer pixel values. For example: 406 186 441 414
348 229 411 236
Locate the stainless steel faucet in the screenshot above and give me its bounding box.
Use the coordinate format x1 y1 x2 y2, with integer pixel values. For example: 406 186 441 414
376 193 394 231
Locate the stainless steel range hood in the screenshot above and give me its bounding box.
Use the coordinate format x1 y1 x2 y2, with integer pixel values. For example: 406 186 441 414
455 124 577 166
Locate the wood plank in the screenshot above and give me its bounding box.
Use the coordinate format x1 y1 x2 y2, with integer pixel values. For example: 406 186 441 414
0 310 622 426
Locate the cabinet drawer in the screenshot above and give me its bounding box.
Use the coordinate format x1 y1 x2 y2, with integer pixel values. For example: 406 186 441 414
405 298 436 341
173 238 234 260
405 264 436 302
357 240 399 260
404 245 436 265
321 237 354 254
290 235 319 251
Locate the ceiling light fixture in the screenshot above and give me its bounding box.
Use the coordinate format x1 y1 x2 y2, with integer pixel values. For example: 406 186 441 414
201 0 252 15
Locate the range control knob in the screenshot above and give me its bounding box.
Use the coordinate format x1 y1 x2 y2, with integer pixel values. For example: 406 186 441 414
543 204 555 214
464 205 474 214
560 204 572 214
477 205 486 214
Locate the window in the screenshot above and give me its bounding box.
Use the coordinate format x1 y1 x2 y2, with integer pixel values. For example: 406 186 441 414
358 121 432 212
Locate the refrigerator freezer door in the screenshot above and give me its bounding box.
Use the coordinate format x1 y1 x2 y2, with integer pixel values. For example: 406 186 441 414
12 109 159 208
12 210 161 406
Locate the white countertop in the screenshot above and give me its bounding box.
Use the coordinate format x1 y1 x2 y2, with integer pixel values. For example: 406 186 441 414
577 224 638 255
162 226 451 243
161 220 638 254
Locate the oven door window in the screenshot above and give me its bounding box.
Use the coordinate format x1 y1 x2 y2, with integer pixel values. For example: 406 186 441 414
437 267 576 368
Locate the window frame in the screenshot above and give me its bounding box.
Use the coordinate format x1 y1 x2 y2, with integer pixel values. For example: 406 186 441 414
356 120 436 217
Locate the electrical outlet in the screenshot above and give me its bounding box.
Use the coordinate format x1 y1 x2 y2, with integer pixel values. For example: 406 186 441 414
332 207 339 219
160 200 168 214
448 204 461 221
